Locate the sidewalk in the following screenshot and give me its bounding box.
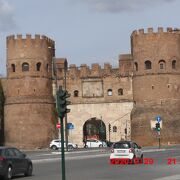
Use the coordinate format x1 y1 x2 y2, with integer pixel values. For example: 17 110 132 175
142 144 180 150
23 143 180 154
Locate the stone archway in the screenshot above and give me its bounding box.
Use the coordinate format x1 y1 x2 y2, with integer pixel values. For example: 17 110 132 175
83 117 106 141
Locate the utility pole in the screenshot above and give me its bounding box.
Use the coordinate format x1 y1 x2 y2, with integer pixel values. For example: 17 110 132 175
51 50 68 180
155 121 161 149
60 116 65 180
158 131 161 149
64 60 68 151
56 86 70 180
108 123 111 142
57 87 66 180
125 120 127 140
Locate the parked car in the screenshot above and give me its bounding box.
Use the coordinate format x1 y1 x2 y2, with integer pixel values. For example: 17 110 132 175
50 139 78 150
110 141 143 164
84 139 107 148
0 146 33 179
105 140 114 147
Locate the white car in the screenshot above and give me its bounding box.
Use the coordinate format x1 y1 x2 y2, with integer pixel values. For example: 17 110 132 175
50 139 78 150
110 141 143 164
84 139 107 148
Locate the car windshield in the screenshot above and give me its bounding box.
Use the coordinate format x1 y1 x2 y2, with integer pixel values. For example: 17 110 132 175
113 142 130 149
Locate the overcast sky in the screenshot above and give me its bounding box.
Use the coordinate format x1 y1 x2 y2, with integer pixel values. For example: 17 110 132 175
0 0 180 75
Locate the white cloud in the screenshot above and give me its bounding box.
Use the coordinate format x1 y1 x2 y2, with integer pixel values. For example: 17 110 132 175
74 0 176 13
0 0 16 31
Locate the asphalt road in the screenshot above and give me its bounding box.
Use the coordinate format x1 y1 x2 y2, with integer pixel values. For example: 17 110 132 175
14 145 180 180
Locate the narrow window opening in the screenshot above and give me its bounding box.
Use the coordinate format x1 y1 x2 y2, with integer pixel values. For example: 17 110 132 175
11 64 15 72
22 62 29 72
159 60 166 70
107 89 112 96
36 62 41 71
113 126 117 132
172 60 176 69
134 62 138 71
118 88 123 95
145 60 152 70
160 63 164 69
74 90 79 97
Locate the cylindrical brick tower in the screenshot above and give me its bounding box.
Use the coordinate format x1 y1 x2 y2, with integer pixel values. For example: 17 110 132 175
131 27 180 146
5 34 56 149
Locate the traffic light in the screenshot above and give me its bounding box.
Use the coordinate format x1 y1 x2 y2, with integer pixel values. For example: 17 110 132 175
57 86 71 119
155 122 160 131
109 124 111 132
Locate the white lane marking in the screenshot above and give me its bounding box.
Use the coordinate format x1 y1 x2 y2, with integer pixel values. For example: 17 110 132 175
35 153 58 156
33 148 178 158
171 156 180 159
35 150 110 156
35 149 108 156
52 149 107 154
32 153 109 164
153 174 180 180
142 149 166 153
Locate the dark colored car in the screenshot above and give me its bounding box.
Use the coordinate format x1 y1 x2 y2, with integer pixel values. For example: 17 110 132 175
105 141 114 147
0 147 33 179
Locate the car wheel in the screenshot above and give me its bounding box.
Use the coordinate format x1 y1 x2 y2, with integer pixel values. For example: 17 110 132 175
99 144 103 147
5 166 12 180
68 145 74 150
140 155 143 164
25 163 33 176
51 145 57 150
132 155 140 164
132 155 136 164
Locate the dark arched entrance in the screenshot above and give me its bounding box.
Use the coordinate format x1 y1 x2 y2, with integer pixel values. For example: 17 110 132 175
83 117 106 141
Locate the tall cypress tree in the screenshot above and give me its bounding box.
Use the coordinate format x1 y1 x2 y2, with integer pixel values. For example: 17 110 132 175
0 80 5 145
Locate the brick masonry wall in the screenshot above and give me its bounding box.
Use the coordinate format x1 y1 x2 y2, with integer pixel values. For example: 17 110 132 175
4 103 56 149
131 104 180 146
131 28 180 146
2 28 180 149
67 102 133 147
4 34 56 149
65 76 133 104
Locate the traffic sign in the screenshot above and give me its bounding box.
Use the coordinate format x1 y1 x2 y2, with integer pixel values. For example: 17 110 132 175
156 116 161 122
56 122 61 129
67 123 74 129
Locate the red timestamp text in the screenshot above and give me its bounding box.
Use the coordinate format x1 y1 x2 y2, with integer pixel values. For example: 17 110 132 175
110 158 154 165
110 157 180 165
167 158 178 165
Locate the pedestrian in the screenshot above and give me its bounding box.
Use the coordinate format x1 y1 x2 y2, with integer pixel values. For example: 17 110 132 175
83 138 87 148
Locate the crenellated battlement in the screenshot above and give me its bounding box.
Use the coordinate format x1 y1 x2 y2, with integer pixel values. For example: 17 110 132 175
131 27 180 37
7 34 55 79
7 34 55 49
65 62 124 78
